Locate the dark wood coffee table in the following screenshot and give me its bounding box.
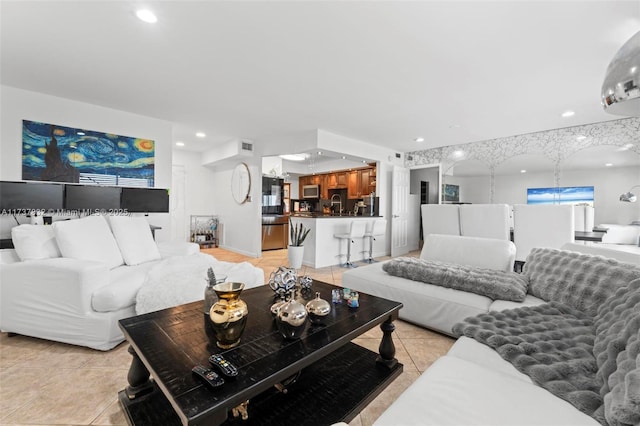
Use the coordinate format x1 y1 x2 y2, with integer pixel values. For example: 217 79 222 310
118 280 403 425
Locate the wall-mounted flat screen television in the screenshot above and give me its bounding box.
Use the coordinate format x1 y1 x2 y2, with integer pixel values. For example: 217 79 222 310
121 187 169 213
0 181 65 211
527 186 594 206
65 184 122 211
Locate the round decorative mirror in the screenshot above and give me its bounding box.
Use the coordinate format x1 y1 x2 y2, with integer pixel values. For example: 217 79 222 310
231 162 251 204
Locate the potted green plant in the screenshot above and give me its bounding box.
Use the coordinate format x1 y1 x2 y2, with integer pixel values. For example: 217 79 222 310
288 221 310 269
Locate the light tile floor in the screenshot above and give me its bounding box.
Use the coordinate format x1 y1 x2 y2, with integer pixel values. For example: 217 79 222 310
0 248 454 426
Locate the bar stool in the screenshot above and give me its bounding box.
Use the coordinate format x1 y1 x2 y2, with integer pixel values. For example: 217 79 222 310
363 219 387 263
334 221 367 267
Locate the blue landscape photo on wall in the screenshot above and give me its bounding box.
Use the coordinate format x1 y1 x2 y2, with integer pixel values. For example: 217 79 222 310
22 120 155 187
527 186 594 206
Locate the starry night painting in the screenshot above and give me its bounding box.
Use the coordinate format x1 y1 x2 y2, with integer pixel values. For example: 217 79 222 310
22 120 155 186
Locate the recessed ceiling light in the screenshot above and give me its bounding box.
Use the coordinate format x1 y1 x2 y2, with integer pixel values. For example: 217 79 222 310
452 150 465 159
136 9 157 23
520 169 527 173
176 142 185 147
361 160 367 163
279 154 308 161
196 132 206 138
414 137 425 142
341 156 346 160
561 110 575 118
317 151 323 155
576 135 587 141
605 163 613 167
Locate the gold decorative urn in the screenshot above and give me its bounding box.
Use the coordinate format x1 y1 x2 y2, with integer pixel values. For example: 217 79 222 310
209 282 248 349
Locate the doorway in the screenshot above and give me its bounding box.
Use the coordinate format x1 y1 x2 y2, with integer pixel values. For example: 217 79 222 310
419 180 429 243
407 165 440 251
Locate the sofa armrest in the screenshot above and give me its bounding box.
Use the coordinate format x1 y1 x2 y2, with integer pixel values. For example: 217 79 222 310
0 258 110 317
156 241 200 258
0 249 20 264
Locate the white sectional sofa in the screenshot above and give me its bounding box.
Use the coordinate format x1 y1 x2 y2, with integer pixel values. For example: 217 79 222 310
0 215 263 350
562 241 640 265
343 234 519 335
376 336 604 425
344 234 640 426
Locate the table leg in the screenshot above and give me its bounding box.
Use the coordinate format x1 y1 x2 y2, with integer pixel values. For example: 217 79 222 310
376 317 398 369
124 345 154 400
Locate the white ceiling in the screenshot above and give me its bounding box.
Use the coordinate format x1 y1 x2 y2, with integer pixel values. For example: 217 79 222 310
1 1 639 157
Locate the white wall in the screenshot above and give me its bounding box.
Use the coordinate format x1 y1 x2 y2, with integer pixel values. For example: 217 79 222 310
554 166 639 224
210 159 262 257
444 175 491 204
171 150 218 241
0 86 174 240
448 166 640 224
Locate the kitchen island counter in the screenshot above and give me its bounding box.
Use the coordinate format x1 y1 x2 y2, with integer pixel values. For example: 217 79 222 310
290 213 383 219
288 215 386 268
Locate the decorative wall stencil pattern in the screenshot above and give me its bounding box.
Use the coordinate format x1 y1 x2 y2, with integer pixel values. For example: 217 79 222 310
405 117 639 203
22 120 155 186
405 117 640 172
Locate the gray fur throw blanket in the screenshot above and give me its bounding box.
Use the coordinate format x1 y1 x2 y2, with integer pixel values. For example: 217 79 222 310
453 278 640 426
382 257 528 302
523 248 640 316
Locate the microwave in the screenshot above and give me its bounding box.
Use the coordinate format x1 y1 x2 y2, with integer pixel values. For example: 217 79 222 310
302 184 320 199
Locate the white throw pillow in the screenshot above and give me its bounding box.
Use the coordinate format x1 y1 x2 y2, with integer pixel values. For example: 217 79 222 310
53 215 124 269
600 224 640 245
108 216 161 266
11 224 61 261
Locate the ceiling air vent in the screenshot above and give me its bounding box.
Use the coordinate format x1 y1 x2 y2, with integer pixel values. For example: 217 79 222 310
395 153 401 158
241 141 253 152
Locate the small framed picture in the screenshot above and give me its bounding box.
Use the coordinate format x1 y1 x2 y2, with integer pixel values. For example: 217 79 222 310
195 235 206 242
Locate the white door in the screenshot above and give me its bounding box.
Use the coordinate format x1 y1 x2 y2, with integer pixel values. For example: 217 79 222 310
391 165 411 257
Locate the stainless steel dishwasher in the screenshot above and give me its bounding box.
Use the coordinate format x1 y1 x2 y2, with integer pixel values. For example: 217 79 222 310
262 215 289 250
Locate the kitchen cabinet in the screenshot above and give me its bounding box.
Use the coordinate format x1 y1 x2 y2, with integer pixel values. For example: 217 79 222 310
347 167 376 198
347 171 359 198
327 172 348 189
320 175 329 199
359 168 374 197
299 165 376 199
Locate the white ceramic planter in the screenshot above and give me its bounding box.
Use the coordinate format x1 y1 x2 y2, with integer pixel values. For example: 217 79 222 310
287 245 304 269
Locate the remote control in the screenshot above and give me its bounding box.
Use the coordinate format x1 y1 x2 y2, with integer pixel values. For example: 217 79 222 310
208 354 239 378
192 365 225 389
